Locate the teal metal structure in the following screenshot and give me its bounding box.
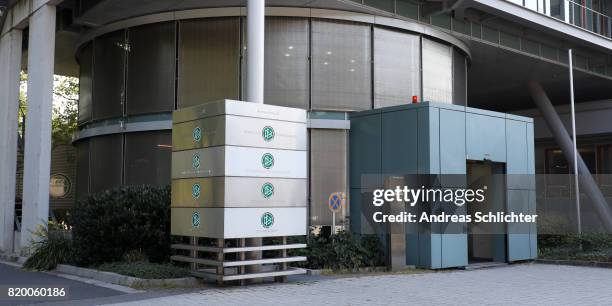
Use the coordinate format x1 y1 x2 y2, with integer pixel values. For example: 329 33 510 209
349 102 536 269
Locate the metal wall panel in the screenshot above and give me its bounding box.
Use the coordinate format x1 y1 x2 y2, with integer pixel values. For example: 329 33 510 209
439 109 466 178
93 30 126 120
264 17 309 109
310 129 348 226
77 43 93 124
172 99 307 124
124 131 172 186
311 19 371 111
422 38 453 104
171 207 307 238
172 116 307 151
374 28 421 108
381 110 418 173
178 18 240 108
89 134 123 193
171 177 307 208
171 146 307 179
466 113 507 163
75 140 90 200
507 189 532 261
127 22 176 115
452 48 467 106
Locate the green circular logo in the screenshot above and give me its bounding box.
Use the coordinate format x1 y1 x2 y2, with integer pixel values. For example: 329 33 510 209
261 182 274 199
261 153 274 169
261 212 274 229
192 153 201 169
192 183 201 199
262 126 275 142
193 127 202 142
192 211 201 228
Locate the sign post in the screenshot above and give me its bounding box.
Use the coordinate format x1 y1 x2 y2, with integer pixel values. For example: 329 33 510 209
328 192 345 235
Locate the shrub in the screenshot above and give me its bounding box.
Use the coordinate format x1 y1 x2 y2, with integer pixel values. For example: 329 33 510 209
23 222 74 271
70 185 171 266
97 261 190 279
295 231 384 270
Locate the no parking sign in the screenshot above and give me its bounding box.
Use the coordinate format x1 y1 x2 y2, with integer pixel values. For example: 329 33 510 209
328 192 345 213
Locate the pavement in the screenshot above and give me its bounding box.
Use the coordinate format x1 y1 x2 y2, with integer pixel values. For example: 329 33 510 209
2 262 612 305
106 263 612 306
0 262 124 306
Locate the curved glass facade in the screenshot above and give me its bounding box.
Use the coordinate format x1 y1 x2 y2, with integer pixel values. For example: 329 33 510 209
74 14 469 223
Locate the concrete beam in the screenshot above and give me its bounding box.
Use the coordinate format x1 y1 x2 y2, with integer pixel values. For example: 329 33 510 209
20 4 55 253
1 0 62 36
0 29 22 254
468 0 612 52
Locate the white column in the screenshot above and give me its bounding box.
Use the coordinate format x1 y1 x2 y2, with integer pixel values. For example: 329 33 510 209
20 4 56 252
246 0 265 104
0 29 23 253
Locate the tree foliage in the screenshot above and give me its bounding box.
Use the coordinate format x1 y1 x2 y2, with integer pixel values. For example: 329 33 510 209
18 72 79 147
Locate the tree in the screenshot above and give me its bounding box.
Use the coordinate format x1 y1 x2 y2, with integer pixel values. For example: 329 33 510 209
51 75 79 145
18 72 79 147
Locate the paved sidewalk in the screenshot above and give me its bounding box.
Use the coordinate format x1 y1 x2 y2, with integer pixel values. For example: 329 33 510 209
107 264 612 306
0 263 125 306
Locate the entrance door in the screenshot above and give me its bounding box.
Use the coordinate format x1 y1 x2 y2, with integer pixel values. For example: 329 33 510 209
466 161 507 263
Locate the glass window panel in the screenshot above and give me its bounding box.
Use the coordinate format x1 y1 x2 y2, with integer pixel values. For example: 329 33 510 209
124 131 172 186
397 0 419 20
264 17 309 109
77 43 93 124
471 22 482 39
453 48 467 106
431 14 452 30
75 139 90 200
374 27 420 108
179 18 240 108
453 18 471 35
482 26 499 43
93 30 126 120
310 129 348 226
364 0 395 12
422 38 452 104
500 32 521 49
522 39 540 56
541 44 558 61
89 134 123 194
312 20 372 111
127 22 176 115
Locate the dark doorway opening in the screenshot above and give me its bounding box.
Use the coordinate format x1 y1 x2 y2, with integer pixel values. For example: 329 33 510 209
466 160 507 264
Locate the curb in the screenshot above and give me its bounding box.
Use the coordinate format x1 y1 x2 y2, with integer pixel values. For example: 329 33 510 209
0 253 28 265
536 259 612 269
55 264 200 288
304 266 388 275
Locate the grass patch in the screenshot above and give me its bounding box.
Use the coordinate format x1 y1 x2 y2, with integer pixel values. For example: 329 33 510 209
96 261 190 279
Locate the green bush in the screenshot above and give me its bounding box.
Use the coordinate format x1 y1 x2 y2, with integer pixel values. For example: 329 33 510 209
70 185 171 266
295 231 384 270
23 222 74 271
97 261 190 279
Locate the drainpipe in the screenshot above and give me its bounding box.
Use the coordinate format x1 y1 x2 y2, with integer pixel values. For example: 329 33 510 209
527 81 612 233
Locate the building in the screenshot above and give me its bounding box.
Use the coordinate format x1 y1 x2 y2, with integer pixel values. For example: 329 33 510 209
1 0 611 261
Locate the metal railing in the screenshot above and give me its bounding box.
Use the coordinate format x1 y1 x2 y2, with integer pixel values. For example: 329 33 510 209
512 0 612 39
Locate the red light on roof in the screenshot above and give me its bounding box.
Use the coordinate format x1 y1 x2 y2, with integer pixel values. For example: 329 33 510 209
412 96 418 104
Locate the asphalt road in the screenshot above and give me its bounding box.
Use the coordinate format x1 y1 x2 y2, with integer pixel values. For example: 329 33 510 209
0 263 124 306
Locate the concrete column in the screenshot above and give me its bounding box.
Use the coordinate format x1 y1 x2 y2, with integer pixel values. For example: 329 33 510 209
246 0 265 278
0 30 23 253
20 4 56 252
527 81 612 232
246 0 265 104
